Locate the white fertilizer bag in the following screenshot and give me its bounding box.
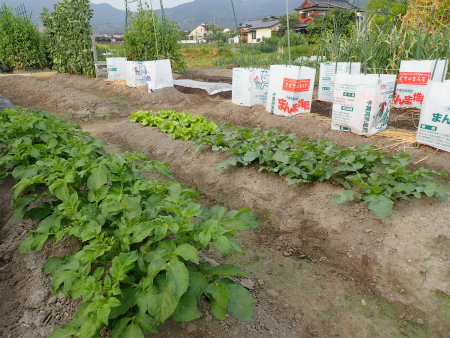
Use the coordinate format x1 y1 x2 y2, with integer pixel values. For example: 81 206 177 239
416 80 450 152
106 57 127 82
318 62 361 102
143 59 174 93
394 59 448 109
331 74 397 136
126 61 147 87
266 65 316 117
232 68 270 107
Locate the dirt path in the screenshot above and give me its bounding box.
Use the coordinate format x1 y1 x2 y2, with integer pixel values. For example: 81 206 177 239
1 71 450 337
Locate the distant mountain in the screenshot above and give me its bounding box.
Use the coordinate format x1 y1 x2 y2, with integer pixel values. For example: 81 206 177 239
1 0 126 33
0 0 368 33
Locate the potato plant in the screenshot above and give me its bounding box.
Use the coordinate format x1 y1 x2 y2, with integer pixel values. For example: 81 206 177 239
0 108 258 337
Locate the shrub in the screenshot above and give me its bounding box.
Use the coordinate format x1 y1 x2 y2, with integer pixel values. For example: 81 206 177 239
0 5 46 70
41 0 95 76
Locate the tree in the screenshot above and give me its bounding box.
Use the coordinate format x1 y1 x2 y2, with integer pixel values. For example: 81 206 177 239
275 12 301 37
0 5 46 70
124 1 185 72
306 8 356 44
365 0 407 25
41 0 95 76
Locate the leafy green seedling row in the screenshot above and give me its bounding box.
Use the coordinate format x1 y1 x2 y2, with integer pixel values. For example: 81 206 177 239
130 109 218 141
0 108 258 337
129 108 447 219
196 123 448 218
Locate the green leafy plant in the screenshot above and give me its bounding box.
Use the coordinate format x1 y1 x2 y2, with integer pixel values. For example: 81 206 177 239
40 0 95 76
130 109 218 141
0 5 46 70
124 1 185 72
0 107 258 337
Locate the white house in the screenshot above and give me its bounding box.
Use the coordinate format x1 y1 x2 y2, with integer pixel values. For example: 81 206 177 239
241 18 280 43
188 23 209 41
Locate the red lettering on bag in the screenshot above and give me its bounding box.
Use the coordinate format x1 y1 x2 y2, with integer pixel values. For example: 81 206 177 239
282 78 310 92
397 72 431 85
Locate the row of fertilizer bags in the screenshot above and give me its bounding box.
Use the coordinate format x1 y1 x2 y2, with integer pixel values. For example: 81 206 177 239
232 60 450 152
106 58 174 92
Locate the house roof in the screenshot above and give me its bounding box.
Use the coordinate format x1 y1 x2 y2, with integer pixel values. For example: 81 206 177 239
295 0 357 11
241 19 280 32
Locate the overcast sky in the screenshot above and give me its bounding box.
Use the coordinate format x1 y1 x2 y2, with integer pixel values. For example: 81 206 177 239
89 0 194 11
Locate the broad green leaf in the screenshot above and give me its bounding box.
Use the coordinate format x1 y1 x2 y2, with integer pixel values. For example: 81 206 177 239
188 271 209 299
210 205 227 221
242 151 259 162
79 318 101 338
18 234 35 254
25 202 52 221
222 279 255 321
109 287 137 320
365 194 394 219
153 162 174 179
110 251 139 283
87 166 107 192
199 230 211 247
11 195 37 225
272 150 290 164
48 324 78 338
173 244 199 264
171 292 201 322
166 257 189 298
205 282 230 320
71 276 96 300
208 264 248 278
55 184 70 203
93 267 104 281
147 259 168 282
222 217 251 231
168 182 182 203
134 312 158 333
44 256 64 274
146 279 179 323
182 203 202 218
214 235 231 255
111 317 131 338
332 190 355 203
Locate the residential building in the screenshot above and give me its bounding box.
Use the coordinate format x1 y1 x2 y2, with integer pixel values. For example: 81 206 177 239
241 18 280 43
294 0 358 33
188 23 209 41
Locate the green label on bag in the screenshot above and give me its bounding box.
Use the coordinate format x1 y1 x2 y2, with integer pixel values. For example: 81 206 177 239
343 92 355 97
322 87 330 90
341 106 354 112
420 124 437 131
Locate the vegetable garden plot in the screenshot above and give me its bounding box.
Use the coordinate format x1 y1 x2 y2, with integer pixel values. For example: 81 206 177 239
0 107 259 337
3 72 450 336
394 59 449 109
318 62 361 102
232 68 270 107
266 65 316 117
416 80 450 151
106 57 127 82
331 74 397 136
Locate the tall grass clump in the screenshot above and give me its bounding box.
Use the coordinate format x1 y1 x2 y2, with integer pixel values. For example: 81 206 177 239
319 12 450 74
